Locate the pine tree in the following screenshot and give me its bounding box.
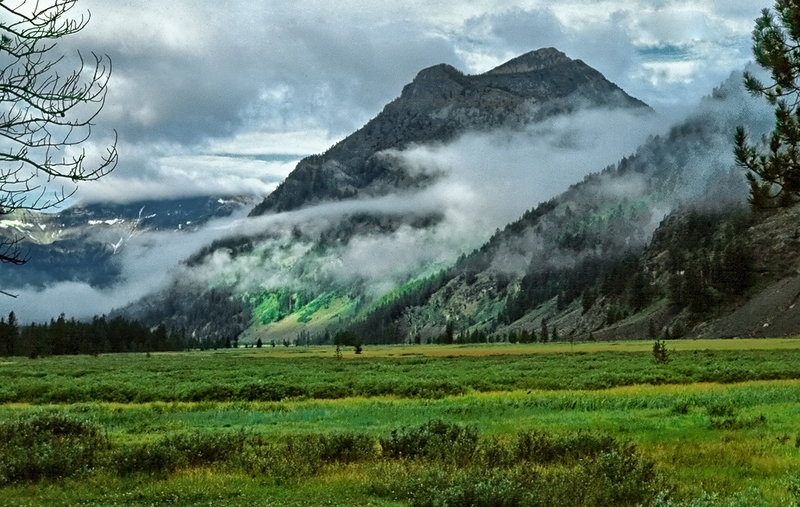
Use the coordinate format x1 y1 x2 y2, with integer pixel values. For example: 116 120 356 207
0 318 9 357
6 312 17 356
652 339 670 364
735 1 800 207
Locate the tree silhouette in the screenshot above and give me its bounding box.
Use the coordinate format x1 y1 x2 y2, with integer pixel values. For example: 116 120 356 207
735 1 800 207
0 1 117 269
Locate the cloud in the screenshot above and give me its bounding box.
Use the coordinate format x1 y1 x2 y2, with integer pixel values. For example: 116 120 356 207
47 0 760 206
0 208 253 323
383 106 670 228
72 130 341 204
172 105 675 297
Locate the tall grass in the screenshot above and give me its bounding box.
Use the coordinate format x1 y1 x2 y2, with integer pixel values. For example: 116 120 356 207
3 347 800 404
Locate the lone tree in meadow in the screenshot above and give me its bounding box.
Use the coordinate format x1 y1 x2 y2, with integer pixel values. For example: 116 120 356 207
0 1 117 269
736 0 800 208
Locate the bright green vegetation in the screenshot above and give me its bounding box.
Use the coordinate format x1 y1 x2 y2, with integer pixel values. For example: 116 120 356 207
246 289 360 343
3 340 800 504
250 290 304 325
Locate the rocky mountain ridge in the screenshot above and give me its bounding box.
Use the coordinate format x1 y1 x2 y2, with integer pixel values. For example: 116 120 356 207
118 48 659 343
250 48 649 215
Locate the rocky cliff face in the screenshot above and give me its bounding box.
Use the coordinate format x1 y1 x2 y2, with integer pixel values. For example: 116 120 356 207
250 48 649 215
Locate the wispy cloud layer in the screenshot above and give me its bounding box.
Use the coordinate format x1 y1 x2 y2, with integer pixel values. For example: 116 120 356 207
53 0 761 204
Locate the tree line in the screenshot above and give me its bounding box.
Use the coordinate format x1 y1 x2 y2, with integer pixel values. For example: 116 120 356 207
0 313 218 358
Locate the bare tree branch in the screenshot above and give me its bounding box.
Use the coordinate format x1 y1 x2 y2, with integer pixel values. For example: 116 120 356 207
0 0 117 272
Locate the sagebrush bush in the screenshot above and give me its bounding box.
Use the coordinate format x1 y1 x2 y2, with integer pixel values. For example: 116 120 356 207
236 432 379 482
371 423 665 507
0 412 109 484
235 382 308 401
0 413 666 506
115 431 246 475
380 420 479 465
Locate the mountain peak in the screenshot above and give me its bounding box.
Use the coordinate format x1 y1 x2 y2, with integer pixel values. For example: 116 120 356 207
250 48 650 215
412 63 464 82
486 48 573 75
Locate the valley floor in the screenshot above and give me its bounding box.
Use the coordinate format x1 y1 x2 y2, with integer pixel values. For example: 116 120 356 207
2 340 800 505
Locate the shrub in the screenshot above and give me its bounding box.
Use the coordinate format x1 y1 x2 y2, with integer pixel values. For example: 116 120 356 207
180 384 235 402
670 401 691 415
0 413 109 484
705 402 736 418
115 432 246 475
380 420 479 466
374 445 663 507
511 430 618 464
235 382 308 401
238 433 378 482
372 426 665 507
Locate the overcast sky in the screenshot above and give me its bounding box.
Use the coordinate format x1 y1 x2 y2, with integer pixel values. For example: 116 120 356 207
64 0 761 204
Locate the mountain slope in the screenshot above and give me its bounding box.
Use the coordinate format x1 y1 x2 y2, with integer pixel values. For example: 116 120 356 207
345 73 774 344
250 48 649 215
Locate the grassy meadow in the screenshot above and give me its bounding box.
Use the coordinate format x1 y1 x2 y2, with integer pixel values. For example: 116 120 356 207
2 339 800 505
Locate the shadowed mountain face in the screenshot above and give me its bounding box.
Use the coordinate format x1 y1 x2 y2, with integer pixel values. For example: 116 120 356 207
250 48 650 215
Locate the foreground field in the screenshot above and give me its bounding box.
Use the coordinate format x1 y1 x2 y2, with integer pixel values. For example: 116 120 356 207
2 340 800 505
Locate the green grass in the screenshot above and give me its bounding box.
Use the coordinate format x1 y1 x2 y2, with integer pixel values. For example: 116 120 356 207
3 340 800 404
4 340 800 504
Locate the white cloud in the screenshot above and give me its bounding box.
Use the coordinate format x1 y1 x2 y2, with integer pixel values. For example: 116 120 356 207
638 61 702 85
51 0 762 207
205 130 342 157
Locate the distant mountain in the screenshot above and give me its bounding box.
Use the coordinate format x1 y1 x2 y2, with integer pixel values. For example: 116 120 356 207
0 196 252 289
250 48 649 215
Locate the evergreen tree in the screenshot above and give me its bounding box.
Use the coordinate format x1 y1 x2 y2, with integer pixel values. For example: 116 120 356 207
652 339 670 364
0 318 9 357
441 321 455 345
628 271 653 311
0 312 18 356
735 0 800 207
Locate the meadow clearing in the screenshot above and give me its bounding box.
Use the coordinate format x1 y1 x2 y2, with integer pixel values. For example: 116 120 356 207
2 339 800 505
